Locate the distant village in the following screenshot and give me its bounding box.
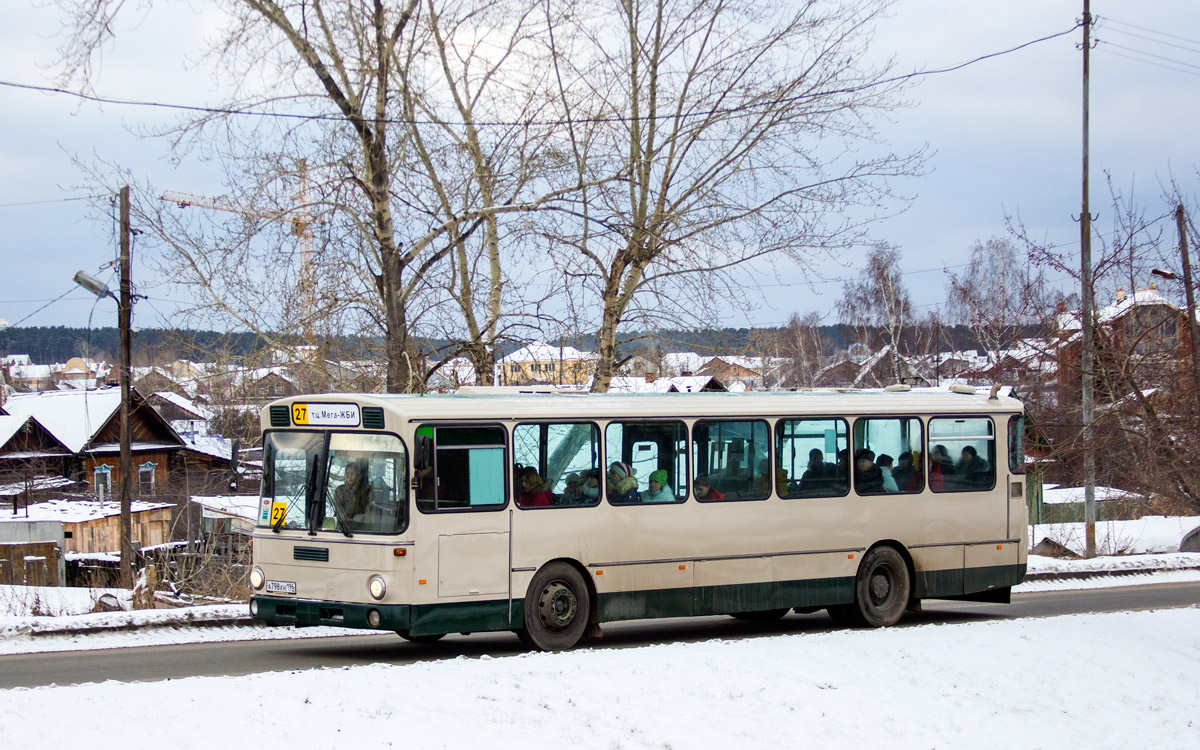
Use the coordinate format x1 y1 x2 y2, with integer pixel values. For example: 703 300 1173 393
0 284 1193 589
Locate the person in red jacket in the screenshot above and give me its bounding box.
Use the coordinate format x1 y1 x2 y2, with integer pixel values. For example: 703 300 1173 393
516 466 552 507
693 475 725 501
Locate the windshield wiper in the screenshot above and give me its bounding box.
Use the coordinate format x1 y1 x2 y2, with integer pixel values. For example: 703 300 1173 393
271 488 304 533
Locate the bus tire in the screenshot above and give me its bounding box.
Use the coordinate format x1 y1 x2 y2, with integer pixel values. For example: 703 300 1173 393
398 632 446 644
849 546 911 628
729 608 789 621
522 562 590 651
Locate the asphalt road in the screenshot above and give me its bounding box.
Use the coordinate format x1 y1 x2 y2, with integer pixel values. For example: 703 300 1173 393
2 581 1198 690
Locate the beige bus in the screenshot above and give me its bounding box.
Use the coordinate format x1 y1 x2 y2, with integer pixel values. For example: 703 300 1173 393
249 386 1028 650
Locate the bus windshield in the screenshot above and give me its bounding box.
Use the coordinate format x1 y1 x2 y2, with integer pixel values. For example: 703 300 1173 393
259 431 408 535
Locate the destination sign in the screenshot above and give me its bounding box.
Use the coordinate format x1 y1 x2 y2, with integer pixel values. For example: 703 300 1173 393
291 402 361 427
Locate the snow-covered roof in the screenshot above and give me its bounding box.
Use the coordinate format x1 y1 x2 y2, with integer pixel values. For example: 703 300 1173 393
153 391 213 420
0 476 78 498
1058 286 1187 332
661 352 707 374
499 342 594 364
182 434 234 462
0 498 174 524
1 388 122 453
190 494 260 522
0 415 30 448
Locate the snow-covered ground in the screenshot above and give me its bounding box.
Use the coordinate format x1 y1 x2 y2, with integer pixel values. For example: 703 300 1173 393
2 608 1198 749
1030 514 1200 555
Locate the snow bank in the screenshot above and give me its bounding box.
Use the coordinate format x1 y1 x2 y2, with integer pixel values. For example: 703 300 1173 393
1030 515 1200 555
1 608 1198 749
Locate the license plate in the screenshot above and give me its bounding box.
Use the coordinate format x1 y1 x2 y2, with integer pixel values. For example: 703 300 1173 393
266 580 297 595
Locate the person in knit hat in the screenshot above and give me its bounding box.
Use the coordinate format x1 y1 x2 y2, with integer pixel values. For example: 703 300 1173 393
607 461 640 504
642 469 675 503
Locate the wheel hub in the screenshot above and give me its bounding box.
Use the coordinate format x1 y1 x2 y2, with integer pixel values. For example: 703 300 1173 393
869 571 892 604
538 581 578 630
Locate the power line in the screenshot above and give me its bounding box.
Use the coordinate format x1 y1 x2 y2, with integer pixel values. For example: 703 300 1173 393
0 195 103 209
1098 45 1200 79
1101 15 1200 50
1100 40 1200 72
0 24 1081 129
1100 24 1200 56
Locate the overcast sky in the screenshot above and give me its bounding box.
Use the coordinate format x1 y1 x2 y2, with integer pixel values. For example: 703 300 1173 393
2 0 1198 335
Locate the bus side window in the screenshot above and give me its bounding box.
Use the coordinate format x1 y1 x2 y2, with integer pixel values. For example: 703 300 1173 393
512 422 601 508
776 418 850 499
605 421 688 504
851 417 924 496
417 425 507 512
693 419 771 501
928 417 996 493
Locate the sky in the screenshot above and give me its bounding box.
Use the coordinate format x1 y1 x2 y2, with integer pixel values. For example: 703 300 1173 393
2 1 1199 335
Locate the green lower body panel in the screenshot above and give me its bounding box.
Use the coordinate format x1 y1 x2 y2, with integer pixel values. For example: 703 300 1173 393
916 563 1027 599
251 563 1028 636
597 575 855 622
251 595 411 630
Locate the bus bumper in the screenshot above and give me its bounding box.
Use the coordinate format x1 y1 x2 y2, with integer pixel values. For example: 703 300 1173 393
250 595 411 631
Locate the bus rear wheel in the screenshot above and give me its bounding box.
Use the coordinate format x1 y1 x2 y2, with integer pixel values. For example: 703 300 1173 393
521 562 591 651
846 546 911 628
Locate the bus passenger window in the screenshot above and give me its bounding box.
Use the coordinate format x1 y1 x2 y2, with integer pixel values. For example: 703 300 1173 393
693 419 771 501
775 419 849 498
417 425 508 512
928 418 996 492
852 418 924 496
512 422 601 508
605 421 688 504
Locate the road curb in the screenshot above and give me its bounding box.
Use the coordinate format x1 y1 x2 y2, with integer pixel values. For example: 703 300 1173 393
1020 565 1200 582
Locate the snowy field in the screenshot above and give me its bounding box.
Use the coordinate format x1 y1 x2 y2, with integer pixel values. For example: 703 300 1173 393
1029 514 1200 556
1 608 1198 750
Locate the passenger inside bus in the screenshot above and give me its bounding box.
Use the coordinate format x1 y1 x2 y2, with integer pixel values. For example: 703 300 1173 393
581 469 602 501
607 462 640 503
693 475 725 500
929 444 954 491
892 451 921 492
954 446 990 488
642 470 675 503
333 460 371 521
516 466 552 507
560 473 584 504
797 449 839 493
854 449 885 494
876 453 899 493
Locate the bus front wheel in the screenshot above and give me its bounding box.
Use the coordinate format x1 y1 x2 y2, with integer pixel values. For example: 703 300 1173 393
522 562 590 651
845 545 911 628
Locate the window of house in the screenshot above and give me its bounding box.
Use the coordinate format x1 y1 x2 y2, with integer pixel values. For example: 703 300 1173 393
929 417 996 492
852 417 925 495
416 425 507 512
93 465 112 501
605 421 687 504
512 422 601 507
692 419 771 501
138 461 157 496
776 418 850 498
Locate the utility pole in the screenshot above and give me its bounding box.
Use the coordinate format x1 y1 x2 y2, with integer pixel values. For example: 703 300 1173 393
1176 205 1200 415
118 186 135 588
1080 0 1097 558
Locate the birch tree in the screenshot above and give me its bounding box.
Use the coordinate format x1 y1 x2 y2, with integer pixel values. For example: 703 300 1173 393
837 244 911 383
542 0 920 391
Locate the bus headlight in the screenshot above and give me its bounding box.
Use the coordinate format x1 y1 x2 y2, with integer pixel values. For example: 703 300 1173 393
250 567 266 590
368 575 386 600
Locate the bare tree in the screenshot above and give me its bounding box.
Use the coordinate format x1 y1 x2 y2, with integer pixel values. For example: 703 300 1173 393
540 0 920 392
773 312 830 387
55 0 598 392
945 237 1054 365
837 244 911 383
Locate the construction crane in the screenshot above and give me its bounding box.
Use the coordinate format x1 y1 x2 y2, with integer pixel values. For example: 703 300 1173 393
161 160 318 344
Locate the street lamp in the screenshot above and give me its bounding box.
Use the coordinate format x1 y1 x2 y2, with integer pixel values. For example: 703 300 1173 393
71 189 135 588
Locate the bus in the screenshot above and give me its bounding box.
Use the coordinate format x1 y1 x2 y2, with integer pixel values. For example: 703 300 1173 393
249 386 1028 650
